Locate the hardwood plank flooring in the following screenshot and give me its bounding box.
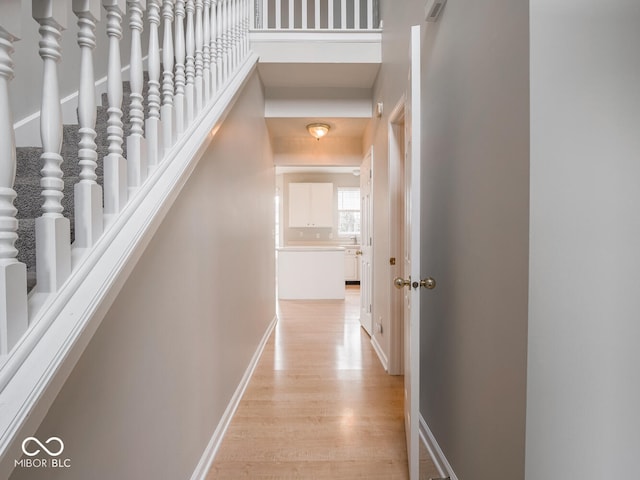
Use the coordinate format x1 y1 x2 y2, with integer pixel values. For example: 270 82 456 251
207 287 411 479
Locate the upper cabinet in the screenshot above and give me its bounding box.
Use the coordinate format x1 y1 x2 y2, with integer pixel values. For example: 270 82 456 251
289 183 333 228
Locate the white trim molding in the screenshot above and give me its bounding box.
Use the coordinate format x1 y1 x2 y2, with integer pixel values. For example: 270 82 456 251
370 334 388 372
190 315 278 480
419 414 459 480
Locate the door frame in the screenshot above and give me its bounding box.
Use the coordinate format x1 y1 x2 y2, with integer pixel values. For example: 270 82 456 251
388 96 406 376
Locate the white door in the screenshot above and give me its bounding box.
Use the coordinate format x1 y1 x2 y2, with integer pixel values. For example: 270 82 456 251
359 148 373 336
395 25 427 480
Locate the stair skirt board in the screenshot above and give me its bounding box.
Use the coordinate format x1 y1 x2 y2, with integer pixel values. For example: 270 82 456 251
419 414 459 480
13 54 151 148
0 55 260 479
189 316 278 480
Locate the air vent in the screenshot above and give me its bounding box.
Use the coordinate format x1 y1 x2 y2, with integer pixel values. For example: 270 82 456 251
425 0 447 22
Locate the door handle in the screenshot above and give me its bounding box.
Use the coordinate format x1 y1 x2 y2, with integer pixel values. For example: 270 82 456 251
395 276 436 290
415 277 436 290
393 277 411 289
355 250 363 255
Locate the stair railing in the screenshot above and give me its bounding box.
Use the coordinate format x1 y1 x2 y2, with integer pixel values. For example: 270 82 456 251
255 0 379 30
0 0 254 364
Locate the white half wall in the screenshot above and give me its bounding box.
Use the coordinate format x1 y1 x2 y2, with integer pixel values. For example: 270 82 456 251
527 1 640 477
7 72 275 480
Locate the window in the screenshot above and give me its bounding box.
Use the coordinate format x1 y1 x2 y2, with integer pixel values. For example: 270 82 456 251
337 188 361 236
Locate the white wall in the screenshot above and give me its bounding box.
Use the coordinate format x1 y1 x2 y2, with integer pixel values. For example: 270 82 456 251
8 72 275 480
527 1 640 477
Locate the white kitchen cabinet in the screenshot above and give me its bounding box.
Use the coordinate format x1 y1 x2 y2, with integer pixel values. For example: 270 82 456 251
344 247 360 282
289 182 333 228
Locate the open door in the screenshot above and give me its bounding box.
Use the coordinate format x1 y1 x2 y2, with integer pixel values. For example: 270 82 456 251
359 148 373 336
393 25 435 480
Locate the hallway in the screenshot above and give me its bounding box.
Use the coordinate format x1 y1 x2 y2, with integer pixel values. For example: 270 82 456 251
207 287 410 478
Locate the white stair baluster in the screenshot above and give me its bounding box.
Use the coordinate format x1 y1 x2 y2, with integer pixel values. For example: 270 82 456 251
210 0 218 95
216 0 223 87
174 0 186 136
146 0 162 169
73 0 104 249
221 0 228 83
232 0 238 70
126 0 147 193
33 0 72 293
203 0 211 102
367 0 372 29
185 0 195 122
242 0 249 56
314 0 320 29
340 0 346 29
161 0 175 152
102 0 127 216
328 0 334 29
275 0 281 30
354 0 358 28
195 0 204 112
262 0 268 29
288 0 294 29
0 1 28 354
302 0 307 29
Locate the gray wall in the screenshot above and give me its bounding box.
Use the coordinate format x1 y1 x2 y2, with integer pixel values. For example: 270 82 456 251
9 71 275 480
526 1 640 477
370 0 530 479
418 1 530 479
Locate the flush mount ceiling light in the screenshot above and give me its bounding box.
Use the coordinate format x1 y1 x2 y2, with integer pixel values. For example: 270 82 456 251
306 123 330 141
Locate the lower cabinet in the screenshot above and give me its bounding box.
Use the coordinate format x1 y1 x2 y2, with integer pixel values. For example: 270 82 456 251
344 247 360 282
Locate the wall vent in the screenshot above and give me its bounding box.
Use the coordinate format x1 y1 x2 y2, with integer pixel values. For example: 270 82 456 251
425 0 447 22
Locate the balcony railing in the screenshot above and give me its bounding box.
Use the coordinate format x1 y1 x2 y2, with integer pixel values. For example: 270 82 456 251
254 0 380 30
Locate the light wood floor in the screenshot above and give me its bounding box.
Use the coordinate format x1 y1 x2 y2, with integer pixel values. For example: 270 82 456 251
207 287 415 479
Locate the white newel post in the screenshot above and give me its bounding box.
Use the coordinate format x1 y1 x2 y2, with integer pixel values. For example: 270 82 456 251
146 0 162 169
0 1 28 355
185 0 195 123
33 0 72 293
161 0 175 153
194 0 204 112
102 0 128 216
126 0 147 193
210 0 218 95
174 0 186 136
203 0 211 102
73 0 104 249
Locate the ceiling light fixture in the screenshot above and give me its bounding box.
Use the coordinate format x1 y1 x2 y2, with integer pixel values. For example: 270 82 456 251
306 123 330 141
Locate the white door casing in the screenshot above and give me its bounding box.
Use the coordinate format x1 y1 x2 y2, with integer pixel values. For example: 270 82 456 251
403 25 422 480
359 147 373 336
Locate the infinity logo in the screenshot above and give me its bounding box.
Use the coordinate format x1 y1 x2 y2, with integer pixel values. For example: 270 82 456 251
21 437 65 457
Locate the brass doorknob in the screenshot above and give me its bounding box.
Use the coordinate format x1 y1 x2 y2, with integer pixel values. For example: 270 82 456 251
420 277 436 289
355 250 363 255
394 277 411 289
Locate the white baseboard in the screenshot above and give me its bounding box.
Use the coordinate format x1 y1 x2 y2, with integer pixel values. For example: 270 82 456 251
189 315 278 480
419 414 458 480
370 334 388 371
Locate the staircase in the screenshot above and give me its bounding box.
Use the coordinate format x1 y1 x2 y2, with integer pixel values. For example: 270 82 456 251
14 76 148 291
